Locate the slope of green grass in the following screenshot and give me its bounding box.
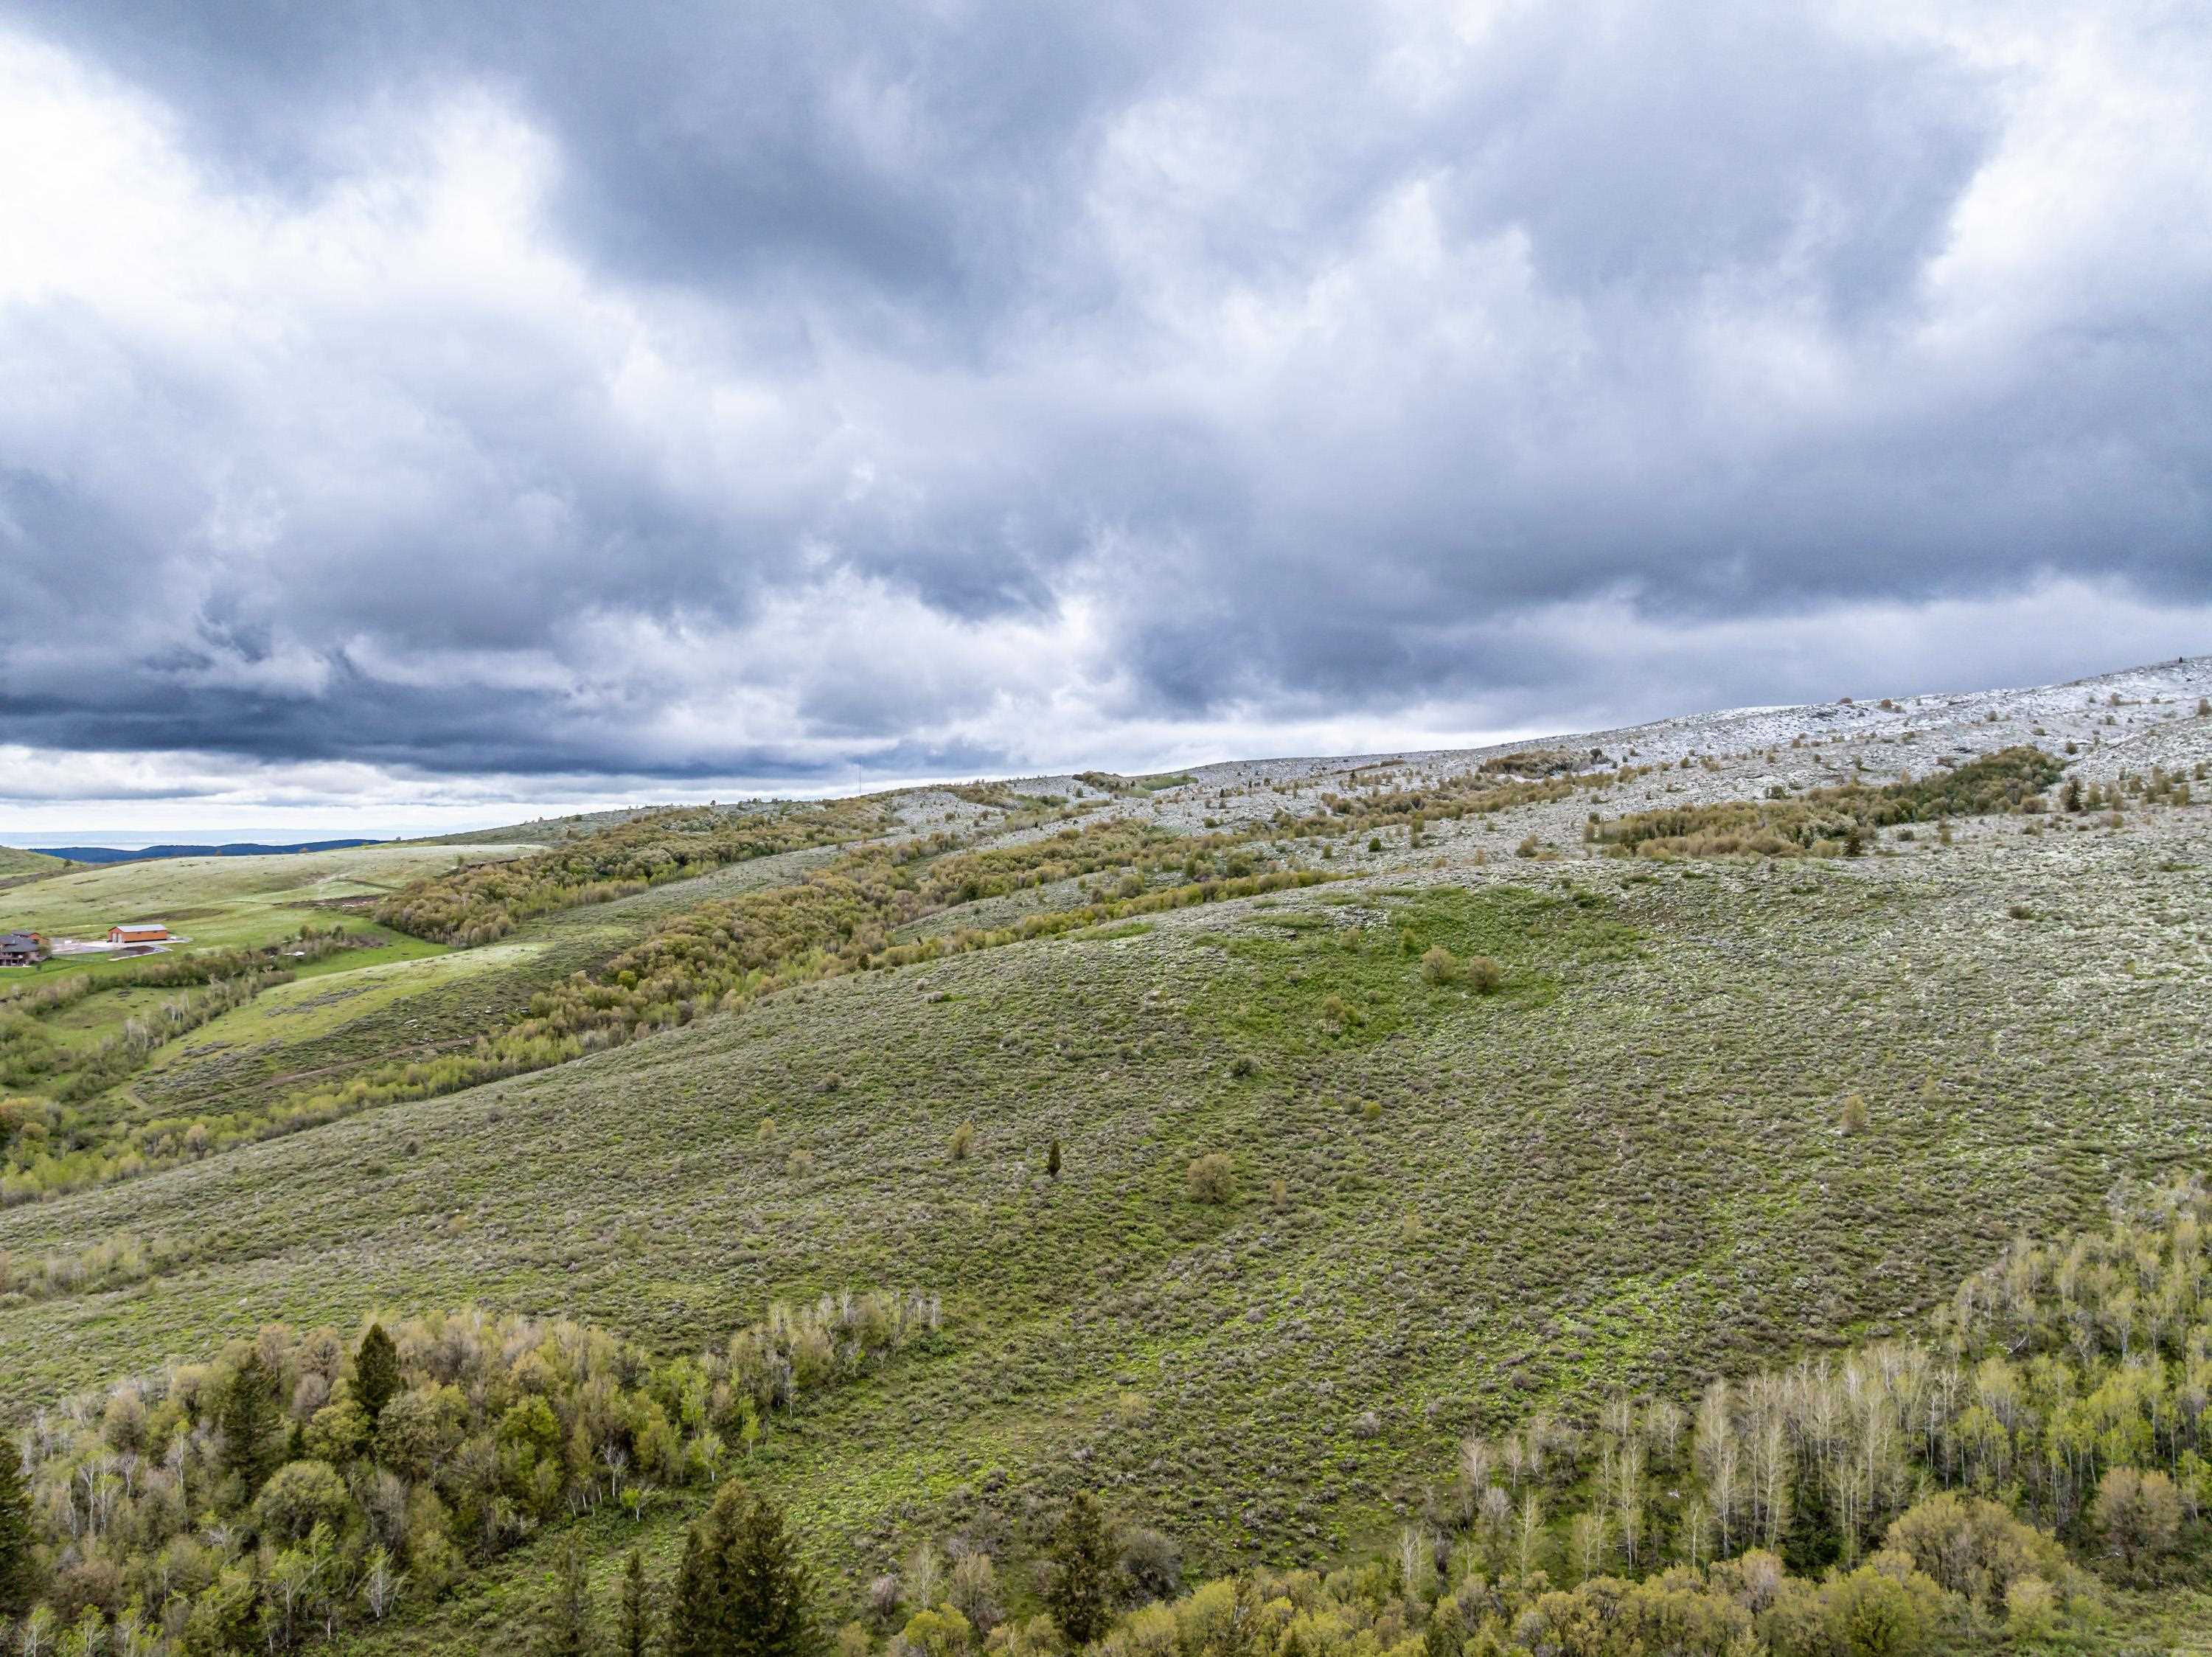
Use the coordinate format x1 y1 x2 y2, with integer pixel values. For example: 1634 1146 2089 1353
0 802 2205 1655
0 844 69 881
123 844 852 1122
0 847 848 1205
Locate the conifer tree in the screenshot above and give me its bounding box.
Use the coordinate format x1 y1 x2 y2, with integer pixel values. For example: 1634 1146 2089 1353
355 1322 402 1428
619 1547 657 1657
1043 1493 1113 1647
354 1319 403 1425
0 1443 35 1617
670 1481 814 1657
539 1535 596 1657
1046 1138 1062 1179
1422 1597 1461 1657
218 1348 282 1496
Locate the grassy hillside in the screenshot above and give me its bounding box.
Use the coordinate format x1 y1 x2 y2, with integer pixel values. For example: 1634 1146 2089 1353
0 844 69 882
0 663 2208 1653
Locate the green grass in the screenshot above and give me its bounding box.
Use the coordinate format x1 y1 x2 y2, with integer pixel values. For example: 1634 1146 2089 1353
0 805 2205 1652
145 941 546 1073
0 844 69 880
118 843 850 1125
1190 883 1638 1057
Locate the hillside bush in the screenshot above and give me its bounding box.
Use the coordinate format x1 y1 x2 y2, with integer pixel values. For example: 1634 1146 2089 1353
1185 1154 1237 1205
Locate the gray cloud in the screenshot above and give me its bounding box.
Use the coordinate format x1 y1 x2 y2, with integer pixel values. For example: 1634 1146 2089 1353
0 0 2207 798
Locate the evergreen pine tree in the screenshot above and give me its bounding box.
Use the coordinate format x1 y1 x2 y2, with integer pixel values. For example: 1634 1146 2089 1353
355 1323 402 1428
1043 1493 1113 1647
1046 1138 1062 1179
0 1442 37 1617
669 1481 814 1657
538 1535 596 1657
1422 1597 1461 1657
217 1348 282 1496
618 1547 657 1657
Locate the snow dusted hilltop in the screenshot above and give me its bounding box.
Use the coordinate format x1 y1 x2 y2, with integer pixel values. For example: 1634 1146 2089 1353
951 655 2212 847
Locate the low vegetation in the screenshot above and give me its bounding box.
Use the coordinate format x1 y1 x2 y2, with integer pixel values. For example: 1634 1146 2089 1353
0 847 69 883
1590 746 2070 858
374 803 894 946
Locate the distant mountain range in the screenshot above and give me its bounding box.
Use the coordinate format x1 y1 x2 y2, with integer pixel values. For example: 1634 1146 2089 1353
30 838 384 865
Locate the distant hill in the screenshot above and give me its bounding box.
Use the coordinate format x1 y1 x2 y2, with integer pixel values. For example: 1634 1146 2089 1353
27 838 383 865
0 845 71 879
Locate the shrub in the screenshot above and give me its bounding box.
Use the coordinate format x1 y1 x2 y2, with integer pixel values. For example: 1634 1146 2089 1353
6 1296 936 1648
1419 945 1460 985
372 800 891 945
251 1459 351 1544
1185 1154 1237 1205
949 1121 975 1161
947 1551 1002 1633
2004 1574 2058 1639
1881 1493 2068 1614
1117 1526 1183 1605
1594 748 2065 861
2090 1467 2182 1580
1466 955 1504 994
1839 1093 1870 1134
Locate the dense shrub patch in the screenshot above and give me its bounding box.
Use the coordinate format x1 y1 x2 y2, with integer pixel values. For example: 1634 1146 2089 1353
1592 747 2069 858
373 802 895 946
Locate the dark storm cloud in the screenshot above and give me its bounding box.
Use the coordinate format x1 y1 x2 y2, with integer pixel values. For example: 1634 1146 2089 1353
1 0 2208 792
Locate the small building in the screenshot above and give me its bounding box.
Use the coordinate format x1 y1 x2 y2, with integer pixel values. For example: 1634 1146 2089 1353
0 931 46 967
108 923 170 945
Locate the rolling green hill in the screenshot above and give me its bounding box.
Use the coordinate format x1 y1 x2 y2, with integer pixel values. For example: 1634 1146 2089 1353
0 844 69 881
1 666 2209 1654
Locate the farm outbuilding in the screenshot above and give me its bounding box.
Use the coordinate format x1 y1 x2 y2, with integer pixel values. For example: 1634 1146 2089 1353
107 923 170 944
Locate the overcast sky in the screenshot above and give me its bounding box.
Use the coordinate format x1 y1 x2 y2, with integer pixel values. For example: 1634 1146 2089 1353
1 1 2208 839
